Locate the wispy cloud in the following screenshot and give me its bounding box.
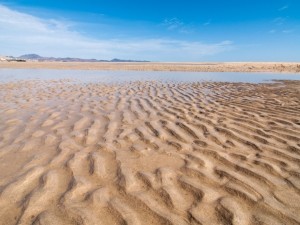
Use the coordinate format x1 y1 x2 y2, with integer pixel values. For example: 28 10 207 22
273 17 286 25
269 28 296 34
0 5 233 61
278 5 289 11
162 17 184 30
282 29 294 33
161 17 195 34
203 19 211 26
270 15 296 35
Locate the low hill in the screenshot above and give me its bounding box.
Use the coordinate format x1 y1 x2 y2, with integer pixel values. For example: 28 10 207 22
19 54 149 62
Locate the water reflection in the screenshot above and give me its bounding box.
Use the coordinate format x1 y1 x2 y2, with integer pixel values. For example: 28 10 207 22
0 69 299 83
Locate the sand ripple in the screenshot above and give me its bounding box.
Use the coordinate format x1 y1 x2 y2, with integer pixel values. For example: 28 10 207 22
0 79 299 225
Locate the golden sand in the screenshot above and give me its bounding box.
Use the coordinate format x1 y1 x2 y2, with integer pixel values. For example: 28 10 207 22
0 79 300 224
0 61 300 73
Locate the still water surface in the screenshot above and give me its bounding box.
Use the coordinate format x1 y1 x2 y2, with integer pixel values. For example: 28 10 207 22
0 69 299 83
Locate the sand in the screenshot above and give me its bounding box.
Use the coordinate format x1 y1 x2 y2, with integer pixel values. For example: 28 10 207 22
0 61 300 73
0 78 300 225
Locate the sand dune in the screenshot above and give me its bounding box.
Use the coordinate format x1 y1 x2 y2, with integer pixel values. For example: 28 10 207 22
0 79 300 225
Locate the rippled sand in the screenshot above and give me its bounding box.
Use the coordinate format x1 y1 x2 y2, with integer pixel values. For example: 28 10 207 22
0 79 300 225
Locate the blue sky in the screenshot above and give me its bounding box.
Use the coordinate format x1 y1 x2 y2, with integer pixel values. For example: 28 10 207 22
0 0 299 61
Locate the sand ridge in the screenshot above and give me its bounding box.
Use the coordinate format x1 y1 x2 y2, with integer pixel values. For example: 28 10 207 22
1 61 300 73
0 79 300 225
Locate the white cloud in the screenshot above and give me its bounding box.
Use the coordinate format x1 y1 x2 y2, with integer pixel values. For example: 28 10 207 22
0 5 233 61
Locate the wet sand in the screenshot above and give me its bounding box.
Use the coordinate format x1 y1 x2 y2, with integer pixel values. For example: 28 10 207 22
0 79 300 225
1 61 300 73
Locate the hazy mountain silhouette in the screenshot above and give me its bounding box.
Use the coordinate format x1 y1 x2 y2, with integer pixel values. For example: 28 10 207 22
19 54 149 62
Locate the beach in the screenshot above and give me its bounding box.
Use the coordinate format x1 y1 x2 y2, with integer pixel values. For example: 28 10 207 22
1 61 300 73
0 76 300 225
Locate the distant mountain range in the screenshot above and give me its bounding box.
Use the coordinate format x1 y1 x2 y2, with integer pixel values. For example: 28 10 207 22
17 54 149 62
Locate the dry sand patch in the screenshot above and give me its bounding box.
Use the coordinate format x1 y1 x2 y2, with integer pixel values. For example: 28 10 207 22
1 61 300 73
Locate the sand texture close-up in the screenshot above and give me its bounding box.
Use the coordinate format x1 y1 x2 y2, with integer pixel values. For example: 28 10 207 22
1 61 300 73
0 79 300 225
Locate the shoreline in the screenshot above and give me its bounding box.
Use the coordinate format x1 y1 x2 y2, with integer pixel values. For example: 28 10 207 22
1 61 300 73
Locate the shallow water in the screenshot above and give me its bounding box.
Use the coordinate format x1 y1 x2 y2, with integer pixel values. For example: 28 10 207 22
0 68 300 224
0 69 299 83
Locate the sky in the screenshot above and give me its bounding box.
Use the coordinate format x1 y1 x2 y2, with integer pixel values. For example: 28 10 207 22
0 0 299 61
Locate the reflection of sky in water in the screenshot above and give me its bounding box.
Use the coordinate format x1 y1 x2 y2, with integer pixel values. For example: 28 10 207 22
0 69 300 83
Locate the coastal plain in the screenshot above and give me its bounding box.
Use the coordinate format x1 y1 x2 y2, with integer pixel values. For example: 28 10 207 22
0 72 300 225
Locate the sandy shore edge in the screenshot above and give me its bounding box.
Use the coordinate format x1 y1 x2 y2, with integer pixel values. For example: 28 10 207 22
1 61 300 73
